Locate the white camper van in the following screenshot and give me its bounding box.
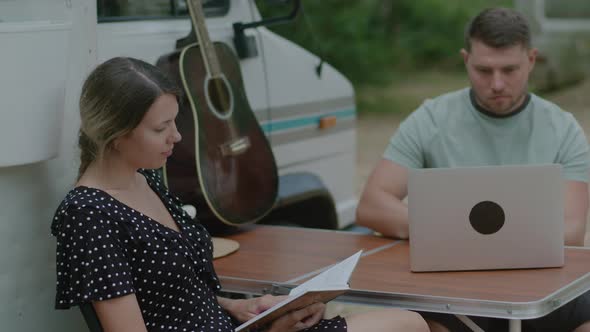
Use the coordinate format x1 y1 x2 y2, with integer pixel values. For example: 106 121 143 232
516 0 590 89
0 0 357 330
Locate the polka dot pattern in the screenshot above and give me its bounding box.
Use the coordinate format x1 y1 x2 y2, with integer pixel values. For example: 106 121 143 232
50 169 346 331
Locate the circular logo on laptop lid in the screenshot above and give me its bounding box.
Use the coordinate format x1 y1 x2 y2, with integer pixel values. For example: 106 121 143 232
469 201 505 235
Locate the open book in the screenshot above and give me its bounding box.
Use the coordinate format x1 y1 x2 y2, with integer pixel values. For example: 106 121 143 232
235 250 363 332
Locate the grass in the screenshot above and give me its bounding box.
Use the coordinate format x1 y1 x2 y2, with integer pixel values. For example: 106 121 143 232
355 67 590 116
356 69 469 115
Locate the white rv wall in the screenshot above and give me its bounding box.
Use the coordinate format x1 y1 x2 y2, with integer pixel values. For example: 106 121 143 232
0 0 96 330
0 0 68 22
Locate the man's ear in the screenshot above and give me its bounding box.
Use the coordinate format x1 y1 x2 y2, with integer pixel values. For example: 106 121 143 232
460 48 469 65
527 47 538 71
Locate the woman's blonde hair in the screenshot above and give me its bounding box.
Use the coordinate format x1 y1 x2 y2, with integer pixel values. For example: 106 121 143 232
78 57 181 178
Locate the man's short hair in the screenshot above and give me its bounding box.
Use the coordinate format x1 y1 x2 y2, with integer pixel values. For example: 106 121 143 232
464 8 531 51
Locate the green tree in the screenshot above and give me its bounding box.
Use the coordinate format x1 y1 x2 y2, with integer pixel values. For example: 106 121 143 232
257 0 512 85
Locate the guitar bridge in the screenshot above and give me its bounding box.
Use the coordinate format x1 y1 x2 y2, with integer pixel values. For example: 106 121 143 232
220 137 251 156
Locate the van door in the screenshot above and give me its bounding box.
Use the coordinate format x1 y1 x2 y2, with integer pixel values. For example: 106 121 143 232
95 0 270 126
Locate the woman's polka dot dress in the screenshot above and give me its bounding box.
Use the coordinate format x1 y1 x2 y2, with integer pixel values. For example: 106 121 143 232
50 169 347 331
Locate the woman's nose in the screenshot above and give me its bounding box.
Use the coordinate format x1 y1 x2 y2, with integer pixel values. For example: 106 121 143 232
169 124 182 143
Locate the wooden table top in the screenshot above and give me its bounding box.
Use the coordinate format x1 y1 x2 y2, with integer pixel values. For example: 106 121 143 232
351 242 590 303
213 225 590 318
214 225 395 283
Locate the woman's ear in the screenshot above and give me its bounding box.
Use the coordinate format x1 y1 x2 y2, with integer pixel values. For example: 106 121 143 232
111 137 121 152
111 130 134 153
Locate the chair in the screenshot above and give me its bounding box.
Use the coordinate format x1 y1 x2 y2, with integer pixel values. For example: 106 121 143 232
79 303 103 332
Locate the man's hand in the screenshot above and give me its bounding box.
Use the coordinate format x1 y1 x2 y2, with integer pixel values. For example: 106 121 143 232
564 180 589 246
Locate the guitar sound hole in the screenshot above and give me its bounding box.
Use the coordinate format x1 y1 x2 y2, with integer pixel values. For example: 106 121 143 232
207 77 232 116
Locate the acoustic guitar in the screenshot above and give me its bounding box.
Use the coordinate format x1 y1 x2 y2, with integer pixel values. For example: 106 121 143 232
157 0 278 235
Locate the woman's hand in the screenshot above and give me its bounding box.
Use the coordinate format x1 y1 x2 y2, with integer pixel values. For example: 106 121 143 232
266 302 326 332
218 294 288 323
217 295 326 331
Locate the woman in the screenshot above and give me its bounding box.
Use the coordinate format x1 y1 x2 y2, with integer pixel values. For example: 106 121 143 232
50 57 429 332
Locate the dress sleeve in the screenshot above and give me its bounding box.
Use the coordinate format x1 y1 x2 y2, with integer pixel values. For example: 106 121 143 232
54 208 135 309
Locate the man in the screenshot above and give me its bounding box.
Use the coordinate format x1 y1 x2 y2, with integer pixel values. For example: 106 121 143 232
356 7 590 332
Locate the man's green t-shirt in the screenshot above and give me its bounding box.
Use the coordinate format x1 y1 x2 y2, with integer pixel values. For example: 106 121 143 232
384 88 590 182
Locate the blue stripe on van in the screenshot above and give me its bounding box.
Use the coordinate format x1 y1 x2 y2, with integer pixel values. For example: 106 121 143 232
260 108 356 134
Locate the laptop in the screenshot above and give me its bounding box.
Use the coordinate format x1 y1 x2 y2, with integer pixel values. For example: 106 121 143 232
408 164 564 272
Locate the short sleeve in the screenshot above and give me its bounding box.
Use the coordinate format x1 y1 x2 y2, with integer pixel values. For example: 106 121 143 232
557 114 590 183
54 208 135 309
383 102 435 168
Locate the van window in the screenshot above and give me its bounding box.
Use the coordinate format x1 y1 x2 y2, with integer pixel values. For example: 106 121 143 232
544 0 590 19
98 0 229 22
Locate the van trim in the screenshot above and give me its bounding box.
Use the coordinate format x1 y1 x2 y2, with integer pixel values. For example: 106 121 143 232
265 97 354 119
261 108 355 133
268 118 354 146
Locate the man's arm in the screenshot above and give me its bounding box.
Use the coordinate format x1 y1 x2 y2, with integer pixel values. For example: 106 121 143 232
356 159 410 239
564 180 588 246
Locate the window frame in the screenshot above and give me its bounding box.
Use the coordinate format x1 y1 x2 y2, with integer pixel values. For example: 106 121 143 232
544 0 590 19
97 0 230 23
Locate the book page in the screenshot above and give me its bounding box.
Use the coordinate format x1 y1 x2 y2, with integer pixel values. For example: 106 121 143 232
235 250 363 332
289 250 362 296
235 288 348 332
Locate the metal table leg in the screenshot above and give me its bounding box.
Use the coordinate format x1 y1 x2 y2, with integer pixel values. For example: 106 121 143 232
509 319 521 332
456 315 484 332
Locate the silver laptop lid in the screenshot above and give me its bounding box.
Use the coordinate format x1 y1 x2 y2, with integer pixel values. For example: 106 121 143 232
408 164 564 272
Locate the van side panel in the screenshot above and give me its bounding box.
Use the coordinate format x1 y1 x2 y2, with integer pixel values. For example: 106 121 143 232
256 27 358 228
0 0 359 329
0 0 97 330
96 1 270 124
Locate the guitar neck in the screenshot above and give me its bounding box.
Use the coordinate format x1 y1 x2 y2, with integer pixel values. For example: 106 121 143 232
187 0 222 77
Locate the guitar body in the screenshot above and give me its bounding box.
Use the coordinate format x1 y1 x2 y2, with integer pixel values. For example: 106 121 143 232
157 42 278 235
